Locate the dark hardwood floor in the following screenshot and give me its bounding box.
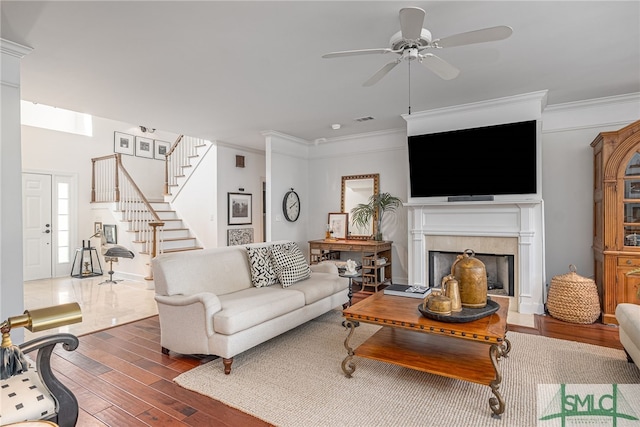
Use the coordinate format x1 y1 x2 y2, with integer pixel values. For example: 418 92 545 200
50 290 623 426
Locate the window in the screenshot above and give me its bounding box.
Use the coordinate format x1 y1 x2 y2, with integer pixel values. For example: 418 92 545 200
21 101 93 136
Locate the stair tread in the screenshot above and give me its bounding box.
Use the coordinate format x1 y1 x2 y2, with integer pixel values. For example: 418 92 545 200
133 237 195 243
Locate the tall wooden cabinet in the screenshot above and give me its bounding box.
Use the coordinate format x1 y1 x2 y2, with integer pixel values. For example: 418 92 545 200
592 120 640 324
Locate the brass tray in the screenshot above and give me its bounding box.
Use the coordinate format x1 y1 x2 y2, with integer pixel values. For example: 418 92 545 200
417 297 500 323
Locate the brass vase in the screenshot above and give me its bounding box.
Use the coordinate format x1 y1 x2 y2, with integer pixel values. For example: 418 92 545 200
451 249 487 308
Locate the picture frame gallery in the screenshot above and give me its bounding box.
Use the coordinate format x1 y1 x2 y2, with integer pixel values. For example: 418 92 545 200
113 131 171 161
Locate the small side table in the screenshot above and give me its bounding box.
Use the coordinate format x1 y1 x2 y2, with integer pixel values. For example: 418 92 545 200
340 271 361 307
340 271 361 327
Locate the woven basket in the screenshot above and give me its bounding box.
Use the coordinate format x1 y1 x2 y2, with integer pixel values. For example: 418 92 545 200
546 265 601 324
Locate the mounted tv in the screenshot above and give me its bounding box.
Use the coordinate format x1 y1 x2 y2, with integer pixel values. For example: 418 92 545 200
408 120 537 199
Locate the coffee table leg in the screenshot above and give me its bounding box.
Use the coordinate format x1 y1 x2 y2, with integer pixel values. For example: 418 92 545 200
489 342 508 418
341 319 357 378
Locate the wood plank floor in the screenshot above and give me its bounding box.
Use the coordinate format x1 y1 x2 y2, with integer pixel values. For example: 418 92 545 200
50 292 624 426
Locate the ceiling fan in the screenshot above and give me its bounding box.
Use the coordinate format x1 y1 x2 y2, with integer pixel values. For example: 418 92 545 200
322 7 513 86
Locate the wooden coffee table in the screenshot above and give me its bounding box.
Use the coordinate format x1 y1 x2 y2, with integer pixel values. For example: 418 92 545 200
342 292 511 418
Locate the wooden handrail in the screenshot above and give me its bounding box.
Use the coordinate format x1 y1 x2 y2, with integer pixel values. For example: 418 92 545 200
115 156 163 224
166 134 184 158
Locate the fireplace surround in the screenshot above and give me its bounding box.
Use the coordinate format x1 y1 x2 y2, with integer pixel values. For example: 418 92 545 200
407 201 545 314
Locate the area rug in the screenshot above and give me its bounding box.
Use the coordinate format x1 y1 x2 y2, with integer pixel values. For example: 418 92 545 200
174 310 640 427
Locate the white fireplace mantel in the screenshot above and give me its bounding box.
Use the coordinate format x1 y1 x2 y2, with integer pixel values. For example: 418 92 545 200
407 200 546 314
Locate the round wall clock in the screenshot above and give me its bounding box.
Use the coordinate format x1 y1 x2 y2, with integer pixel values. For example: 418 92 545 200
283 189 300 222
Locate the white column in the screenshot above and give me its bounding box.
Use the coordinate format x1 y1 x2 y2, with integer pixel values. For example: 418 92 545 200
1 38 32 343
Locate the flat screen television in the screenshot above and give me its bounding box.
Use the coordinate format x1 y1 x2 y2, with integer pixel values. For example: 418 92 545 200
408 120 537 199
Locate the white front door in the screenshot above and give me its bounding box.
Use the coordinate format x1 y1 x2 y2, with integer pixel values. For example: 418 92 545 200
23 173 53 280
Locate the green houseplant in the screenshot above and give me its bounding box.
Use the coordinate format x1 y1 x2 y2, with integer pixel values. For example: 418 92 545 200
351 192 402 241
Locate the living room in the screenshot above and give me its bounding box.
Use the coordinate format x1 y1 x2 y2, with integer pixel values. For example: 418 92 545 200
1 2 640 425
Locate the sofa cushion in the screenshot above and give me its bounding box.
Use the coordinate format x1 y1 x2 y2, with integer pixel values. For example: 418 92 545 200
287 272 349 305
270 243 311 287
214 287 306 335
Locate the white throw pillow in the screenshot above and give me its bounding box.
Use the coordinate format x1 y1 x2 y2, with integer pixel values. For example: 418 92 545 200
270 243 311 287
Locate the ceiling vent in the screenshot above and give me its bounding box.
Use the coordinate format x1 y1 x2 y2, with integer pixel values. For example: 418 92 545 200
354 116 375 122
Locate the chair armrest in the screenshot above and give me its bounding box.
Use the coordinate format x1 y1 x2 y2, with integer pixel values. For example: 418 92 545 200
19 333 79 427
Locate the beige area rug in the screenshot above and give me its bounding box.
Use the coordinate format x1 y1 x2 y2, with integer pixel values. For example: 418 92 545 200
174 310 640 427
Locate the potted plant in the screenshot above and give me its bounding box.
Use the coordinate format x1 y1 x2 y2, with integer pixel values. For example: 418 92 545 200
351 192 402 241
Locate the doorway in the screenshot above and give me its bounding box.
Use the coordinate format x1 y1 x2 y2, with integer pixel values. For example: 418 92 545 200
22 172 77 280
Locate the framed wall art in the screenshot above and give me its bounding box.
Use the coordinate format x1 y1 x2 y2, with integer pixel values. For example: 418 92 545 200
154 140 171 160
103 224 117 244
228 192 252 225
135 136 154 158
228 228 254 246
328 212 349 239
114 132 134 156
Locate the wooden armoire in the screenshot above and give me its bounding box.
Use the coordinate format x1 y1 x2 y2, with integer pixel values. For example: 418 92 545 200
592 119 640 324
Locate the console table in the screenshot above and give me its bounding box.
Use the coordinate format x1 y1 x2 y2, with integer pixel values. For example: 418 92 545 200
308 239 392 292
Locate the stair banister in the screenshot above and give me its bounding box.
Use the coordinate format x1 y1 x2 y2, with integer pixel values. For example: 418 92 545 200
164 134 184 196
91 153 165 280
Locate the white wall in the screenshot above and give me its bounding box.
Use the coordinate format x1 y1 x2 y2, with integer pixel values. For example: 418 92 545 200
308 129 410 283
265 132 310 250
216 143 266 246
541 93 640 284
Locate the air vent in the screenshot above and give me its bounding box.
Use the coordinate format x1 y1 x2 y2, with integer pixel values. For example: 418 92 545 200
354 116 375 122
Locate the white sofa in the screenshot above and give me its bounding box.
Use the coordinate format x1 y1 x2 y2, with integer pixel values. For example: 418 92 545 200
616 303 640 370
152 240 349 374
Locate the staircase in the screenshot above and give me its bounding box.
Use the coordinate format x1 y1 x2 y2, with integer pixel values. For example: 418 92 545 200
117 201 202 255
164 135 212 202
91 150 206 279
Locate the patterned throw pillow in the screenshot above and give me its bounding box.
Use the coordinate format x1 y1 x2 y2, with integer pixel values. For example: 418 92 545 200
270 243 311 287
246 246 278 287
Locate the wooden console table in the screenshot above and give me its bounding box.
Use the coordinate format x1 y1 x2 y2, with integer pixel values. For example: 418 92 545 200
308 239 392 292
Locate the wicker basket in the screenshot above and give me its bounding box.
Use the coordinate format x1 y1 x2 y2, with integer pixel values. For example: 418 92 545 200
546 265 601 324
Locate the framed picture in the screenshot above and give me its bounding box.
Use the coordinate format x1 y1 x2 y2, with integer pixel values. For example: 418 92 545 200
135 136 154 158
228 228 254 246
328 212 349 239
154 140 171 160
94 221 102 237
103 224 117 244
114 132 134 156
228 192 252 225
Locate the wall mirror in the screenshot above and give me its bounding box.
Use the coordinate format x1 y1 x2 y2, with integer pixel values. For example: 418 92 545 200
341 173 379 240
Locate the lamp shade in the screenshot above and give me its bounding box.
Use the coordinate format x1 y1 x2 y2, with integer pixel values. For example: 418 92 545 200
104 245 135 259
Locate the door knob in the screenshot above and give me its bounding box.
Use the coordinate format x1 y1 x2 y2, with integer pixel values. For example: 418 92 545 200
43 230 51 233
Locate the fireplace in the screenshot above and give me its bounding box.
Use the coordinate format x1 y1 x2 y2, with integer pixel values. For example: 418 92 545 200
406 201 545 314
428 250 515 297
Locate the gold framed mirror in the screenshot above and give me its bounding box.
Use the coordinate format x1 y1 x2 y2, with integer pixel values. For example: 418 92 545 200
341 173 379 240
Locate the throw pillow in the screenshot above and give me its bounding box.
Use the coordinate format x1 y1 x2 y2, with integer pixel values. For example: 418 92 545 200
270 243 311 287
246 246 278 287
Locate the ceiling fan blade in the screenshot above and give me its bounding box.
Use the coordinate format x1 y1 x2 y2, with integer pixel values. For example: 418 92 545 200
363 60 400 87
322 48 395 59
420 54 459 80
399 7 425 41
434 26 513 48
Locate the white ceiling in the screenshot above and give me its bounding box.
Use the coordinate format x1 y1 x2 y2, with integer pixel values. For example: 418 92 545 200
2 1 639 150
